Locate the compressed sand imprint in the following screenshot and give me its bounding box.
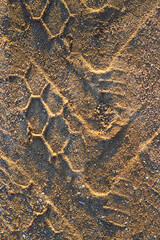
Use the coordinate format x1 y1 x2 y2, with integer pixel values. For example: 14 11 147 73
0 0 160 239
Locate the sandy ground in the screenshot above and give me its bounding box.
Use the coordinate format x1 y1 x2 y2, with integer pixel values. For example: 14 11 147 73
0 0 160 239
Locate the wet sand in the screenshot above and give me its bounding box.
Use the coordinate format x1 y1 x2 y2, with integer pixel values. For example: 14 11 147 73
0 0 160 239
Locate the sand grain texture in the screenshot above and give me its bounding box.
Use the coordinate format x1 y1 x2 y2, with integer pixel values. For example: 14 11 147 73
0 0 160 239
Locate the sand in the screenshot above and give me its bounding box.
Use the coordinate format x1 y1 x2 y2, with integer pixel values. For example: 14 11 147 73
0 0 160 239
